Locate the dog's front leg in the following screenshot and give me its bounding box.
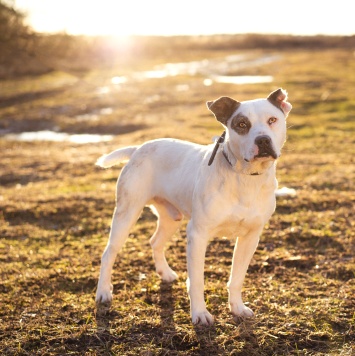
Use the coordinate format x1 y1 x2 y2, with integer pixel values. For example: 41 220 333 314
227 227 262 318
186 221 214 325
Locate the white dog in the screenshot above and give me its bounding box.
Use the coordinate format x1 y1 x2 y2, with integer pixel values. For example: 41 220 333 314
95 88 292 325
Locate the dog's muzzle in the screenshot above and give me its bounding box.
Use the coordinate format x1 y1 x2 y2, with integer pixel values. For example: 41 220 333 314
254 135 278 159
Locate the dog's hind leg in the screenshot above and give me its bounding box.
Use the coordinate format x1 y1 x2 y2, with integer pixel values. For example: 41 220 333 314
96 202 143 305
96 164 149 306
149 198 183 283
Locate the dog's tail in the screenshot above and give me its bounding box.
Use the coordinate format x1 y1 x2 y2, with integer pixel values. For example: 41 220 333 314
96 146 138 168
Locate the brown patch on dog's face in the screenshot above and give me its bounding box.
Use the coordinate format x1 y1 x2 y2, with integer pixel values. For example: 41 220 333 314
231 113 251 135
207 96 241 125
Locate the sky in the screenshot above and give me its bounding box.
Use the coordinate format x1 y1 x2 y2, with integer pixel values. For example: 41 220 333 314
15 0 354 37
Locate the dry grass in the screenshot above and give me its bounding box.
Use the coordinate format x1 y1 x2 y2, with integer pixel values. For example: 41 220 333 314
0 42 354 355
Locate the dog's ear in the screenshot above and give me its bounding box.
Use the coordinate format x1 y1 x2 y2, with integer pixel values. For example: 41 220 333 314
267 88 292 115
207 97 240 125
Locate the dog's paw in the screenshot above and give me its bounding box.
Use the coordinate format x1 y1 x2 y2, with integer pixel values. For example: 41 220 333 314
95 285 113 316
96 283 113 304
158 268 178 283
231 303 254 319
191 310 214 326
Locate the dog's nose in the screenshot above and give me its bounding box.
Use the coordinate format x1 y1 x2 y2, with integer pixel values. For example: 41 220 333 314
255 135 272 148
254 135 278 159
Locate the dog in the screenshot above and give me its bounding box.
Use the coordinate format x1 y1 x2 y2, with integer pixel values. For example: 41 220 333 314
95 88 292 325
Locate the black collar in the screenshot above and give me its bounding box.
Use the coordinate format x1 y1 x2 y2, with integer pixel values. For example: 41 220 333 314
208 131 226 166
208 131 261 176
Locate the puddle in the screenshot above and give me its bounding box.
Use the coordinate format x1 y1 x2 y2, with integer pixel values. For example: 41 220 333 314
3 55 278 144
96 86 111 95
211 75 273 85
99 107 113 115
75 107 113 122
75 113 100 122
203 79 213 86
3 130 114 144
135 59 210 80
111 76 127 84
175 84 190 91
110 54 279 86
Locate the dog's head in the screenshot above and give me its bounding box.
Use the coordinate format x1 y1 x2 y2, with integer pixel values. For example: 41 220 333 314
207 88 292 173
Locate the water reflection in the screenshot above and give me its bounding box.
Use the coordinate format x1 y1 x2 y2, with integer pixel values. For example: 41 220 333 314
3 54 279 143
113 54 279 85
75 107 113 122
136 59 210 79
96 86 110 95
211 75 273 85
4 131 113 144
111 76 127 84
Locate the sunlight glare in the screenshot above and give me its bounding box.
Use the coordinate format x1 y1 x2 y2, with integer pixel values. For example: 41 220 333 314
17 0 355 36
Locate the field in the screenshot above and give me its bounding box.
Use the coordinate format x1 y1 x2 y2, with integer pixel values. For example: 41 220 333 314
1 38 354 355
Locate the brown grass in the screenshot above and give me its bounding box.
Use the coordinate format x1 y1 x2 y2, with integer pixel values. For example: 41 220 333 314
0 40 354 355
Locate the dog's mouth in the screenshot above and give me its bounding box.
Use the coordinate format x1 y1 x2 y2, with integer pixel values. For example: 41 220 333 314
254 150 278 160
244 150 278 162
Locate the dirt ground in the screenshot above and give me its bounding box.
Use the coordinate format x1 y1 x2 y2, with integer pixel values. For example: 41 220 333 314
0 45 354 355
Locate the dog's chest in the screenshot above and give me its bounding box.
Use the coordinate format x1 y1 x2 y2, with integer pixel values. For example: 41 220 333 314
214 207 265 237
210 188 275 237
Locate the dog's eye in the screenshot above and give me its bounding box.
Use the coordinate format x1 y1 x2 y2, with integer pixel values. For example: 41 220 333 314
239 122 247 128
232 116 251 135
268 117 277 125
